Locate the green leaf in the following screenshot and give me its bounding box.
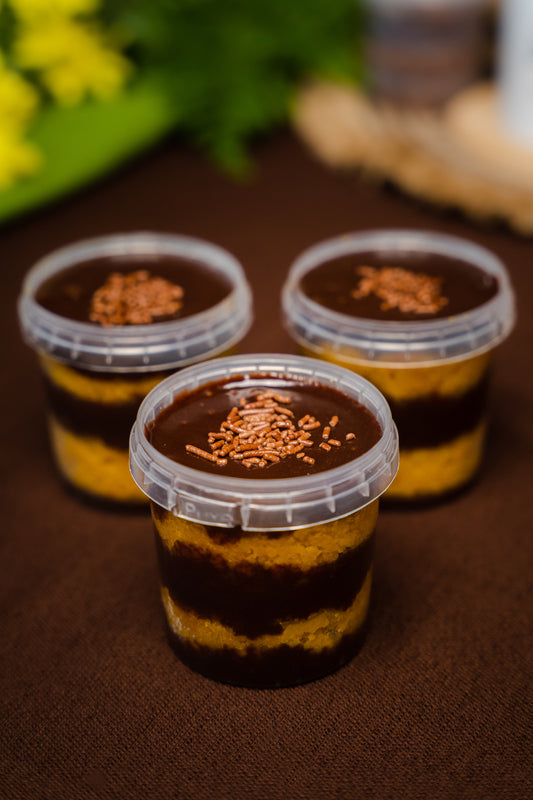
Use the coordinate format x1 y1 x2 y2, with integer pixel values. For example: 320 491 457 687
120 0 365 173
0 72 178 225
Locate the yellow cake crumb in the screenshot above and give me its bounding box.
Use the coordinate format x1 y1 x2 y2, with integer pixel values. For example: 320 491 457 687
48 415 147 503
301 346 492 401
386 421 486 499
161 568 372 655
154 500 378 570
300 345 489 500
40 354 168 404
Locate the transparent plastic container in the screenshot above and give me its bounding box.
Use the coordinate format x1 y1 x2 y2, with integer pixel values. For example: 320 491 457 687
129 354 399 687
281 230 516 503
18 232 253 507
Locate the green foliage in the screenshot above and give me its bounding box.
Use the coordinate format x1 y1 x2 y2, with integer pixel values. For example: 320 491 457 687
0 72 178 224
116 0 365 173
0 0 365 219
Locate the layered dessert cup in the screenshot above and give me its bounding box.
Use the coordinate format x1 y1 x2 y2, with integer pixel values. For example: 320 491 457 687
129 354 399 687
282 230 515 503
18 233 253 507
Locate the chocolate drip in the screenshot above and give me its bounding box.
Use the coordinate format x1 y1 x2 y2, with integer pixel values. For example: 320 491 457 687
155 528 374 639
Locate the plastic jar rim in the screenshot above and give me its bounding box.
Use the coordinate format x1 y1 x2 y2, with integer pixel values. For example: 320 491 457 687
17 232 253 372
281 229 516 366
129 354 399 531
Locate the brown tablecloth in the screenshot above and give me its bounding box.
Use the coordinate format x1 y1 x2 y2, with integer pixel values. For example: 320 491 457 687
2 131 532 800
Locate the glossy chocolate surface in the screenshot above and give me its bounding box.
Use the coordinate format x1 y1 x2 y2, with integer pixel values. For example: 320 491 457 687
300 251 499 321
36 253 232 323
146 375 383 479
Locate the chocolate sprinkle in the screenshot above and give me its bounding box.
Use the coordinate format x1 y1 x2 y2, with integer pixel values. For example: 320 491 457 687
186 389 350 470
89 270 184 326
351 265 448 315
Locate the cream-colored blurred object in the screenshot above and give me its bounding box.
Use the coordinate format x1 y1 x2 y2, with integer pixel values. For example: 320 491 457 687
293 81 533 234
445 84 533 187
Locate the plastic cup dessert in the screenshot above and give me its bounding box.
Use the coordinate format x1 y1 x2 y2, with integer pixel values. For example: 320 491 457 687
18 232 253 507
129 354 398 688
281 230 516 503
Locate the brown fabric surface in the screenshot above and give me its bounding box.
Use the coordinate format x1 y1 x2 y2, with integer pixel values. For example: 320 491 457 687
1 131 532 800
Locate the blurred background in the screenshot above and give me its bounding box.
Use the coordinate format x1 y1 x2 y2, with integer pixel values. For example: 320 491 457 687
0 0 533 230
3 0 528 226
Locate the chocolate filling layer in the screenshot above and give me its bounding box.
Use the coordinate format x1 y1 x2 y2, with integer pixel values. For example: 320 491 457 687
44 376 144 450
45 366 488 454
389 372 489 450
166 620 369 688
154 523 374 639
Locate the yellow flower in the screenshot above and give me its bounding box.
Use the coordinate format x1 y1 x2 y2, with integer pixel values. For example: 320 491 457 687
0 1 133 190
0 52 41 187
14 17 131 105
0 52 39 126
8 0 100 21
0 126 41 189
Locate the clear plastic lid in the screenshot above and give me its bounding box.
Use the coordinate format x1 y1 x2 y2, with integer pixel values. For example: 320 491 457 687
18 232 253 373
129 354 399 531
282 230 516 366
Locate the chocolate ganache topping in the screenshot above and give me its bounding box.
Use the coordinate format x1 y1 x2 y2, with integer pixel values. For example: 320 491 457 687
89 270 184 326
300 250 499 322
147 375 382 480
36 253 232 324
